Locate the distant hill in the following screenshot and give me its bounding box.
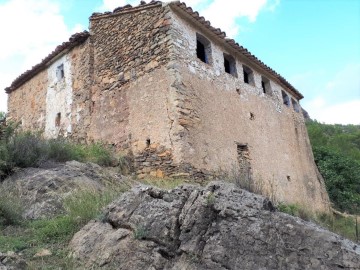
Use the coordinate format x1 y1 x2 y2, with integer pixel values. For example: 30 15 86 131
306 121 360 214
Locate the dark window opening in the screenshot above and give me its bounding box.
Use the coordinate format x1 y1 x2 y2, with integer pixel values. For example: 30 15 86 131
282 91 290 106
261 76 271 95
56 64 64 80
146 138 151 147
224 54 237 77
261 81 266 93
243 65 254 85
236 88 240 95
196 33 211 64
249 112 255 120
244 70 249 83
197 40 206 63
224 58 230 73
55 113 61 127
287 175 291 181
292 98 300 113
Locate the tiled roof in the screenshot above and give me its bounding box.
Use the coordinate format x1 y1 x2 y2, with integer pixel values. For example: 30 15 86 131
5 31 90 93
169 1 303 99
5 0 302 99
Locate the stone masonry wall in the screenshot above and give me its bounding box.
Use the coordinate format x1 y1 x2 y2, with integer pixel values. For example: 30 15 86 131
70 39 93 143
87 4 173 151
166 7 330 211
7 69 48 131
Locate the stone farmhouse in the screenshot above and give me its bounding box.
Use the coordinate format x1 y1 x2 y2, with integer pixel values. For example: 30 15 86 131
5 1 329 211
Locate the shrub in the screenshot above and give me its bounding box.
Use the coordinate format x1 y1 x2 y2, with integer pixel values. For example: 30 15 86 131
277 202 312 221
83 143 115 166
0 128 121 179
0 188 23 226
7 132 48 168
47 139 85 162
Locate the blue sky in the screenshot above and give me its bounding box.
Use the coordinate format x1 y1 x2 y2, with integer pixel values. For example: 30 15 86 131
0 0 359 124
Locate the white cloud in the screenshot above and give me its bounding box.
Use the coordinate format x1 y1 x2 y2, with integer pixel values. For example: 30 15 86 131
304 99 360 125
99 0 278 37
195 0 271 37
0 0 81 113
325 63 360 97
292 63 360 125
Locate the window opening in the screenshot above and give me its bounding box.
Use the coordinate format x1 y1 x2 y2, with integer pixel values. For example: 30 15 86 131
56 64 64 80
282 91 290 107
55 113 61 127
243 65 254 85
292 98 300 113
196 33 211 64
146 138 151 147
224 54 237 77
261 76 271 95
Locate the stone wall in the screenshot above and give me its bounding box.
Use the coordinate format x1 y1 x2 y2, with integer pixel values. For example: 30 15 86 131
7 68 48 131
70 39 93 143
87 4 173 150
166 7 329 211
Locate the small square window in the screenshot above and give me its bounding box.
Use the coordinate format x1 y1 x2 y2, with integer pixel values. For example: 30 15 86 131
224 54 237 77
196 33 212 64
261 76 272 95
56 64 64 80
243 65 254 85
282 91 290 106
291 98 300 112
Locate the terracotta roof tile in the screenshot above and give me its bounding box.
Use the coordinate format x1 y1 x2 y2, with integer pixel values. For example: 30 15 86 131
5 1 302 99
169 1 303 99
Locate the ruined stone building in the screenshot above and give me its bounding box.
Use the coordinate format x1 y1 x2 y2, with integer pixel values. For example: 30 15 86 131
5 1 329 211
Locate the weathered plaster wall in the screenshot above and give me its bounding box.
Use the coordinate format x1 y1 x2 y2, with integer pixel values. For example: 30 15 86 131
7 42 91 140
45 55 73 138
167 8 329 211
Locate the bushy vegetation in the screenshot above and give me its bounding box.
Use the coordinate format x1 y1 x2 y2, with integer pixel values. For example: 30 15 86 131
0 122 117 179
306 121 360 214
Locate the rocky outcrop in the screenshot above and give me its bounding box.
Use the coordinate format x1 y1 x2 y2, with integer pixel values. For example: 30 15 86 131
1 161 126 219
69 181 360 269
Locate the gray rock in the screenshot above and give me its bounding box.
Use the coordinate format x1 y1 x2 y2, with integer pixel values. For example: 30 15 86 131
0 252 27 270
69 181 360 269
1 161 126 219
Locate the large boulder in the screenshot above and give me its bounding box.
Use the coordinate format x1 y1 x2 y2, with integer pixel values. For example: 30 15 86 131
1 161 126 219
69 181 360 269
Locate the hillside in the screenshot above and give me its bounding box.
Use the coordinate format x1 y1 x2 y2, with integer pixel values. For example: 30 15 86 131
306 121 360 214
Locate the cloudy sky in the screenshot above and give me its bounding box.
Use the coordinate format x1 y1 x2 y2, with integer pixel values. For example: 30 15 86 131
0 0 359 124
